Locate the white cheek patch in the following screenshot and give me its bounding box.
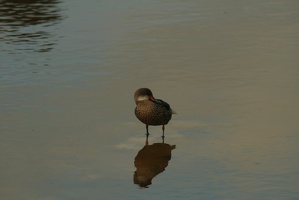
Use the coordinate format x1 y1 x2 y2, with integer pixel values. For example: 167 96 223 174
137 95 149 101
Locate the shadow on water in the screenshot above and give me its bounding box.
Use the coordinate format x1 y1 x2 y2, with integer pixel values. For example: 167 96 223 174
0 0 63 52
133 135 176 188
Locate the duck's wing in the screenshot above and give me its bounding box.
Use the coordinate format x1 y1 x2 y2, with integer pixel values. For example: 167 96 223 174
152 99 171 111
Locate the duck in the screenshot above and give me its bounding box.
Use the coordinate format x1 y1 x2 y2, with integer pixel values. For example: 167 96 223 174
134 88 175 138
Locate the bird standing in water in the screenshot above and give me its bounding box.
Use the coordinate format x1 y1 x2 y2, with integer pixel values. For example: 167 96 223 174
134 88 175 138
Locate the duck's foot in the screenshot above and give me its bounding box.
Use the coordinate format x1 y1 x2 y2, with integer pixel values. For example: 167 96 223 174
146 125 149 137
161 135 165 143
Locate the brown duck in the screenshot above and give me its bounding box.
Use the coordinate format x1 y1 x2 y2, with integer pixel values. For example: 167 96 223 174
134 88 175 138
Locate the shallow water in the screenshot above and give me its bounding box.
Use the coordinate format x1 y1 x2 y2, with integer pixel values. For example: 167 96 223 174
1 0 299 199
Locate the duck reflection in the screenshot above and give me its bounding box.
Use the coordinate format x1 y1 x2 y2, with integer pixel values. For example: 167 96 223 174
133 136 176 188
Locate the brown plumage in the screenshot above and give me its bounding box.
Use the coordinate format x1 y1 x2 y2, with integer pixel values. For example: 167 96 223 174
134 88 175 137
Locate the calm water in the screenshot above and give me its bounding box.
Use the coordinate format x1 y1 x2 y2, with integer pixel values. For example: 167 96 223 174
1 0 299 199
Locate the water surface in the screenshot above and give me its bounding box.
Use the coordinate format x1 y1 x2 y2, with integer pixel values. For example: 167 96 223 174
1 0 299 199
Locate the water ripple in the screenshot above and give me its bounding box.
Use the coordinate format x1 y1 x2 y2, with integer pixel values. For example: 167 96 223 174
0 0 64 53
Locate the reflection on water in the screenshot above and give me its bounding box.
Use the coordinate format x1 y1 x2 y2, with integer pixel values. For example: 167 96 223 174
0 0 63 52
134 136 176 188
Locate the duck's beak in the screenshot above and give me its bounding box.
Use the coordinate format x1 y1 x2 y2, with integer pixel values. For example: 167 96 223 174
149 96 155 101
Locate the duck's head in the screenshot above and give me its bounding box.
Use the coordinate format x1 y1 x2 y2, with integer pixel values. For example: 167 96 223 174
134 88 155 104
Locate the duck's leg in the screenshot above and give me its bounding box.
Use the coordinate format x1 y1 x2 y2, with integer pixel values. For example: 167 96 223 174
146 125 149 137
146 133 149 145
162 125 165 139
